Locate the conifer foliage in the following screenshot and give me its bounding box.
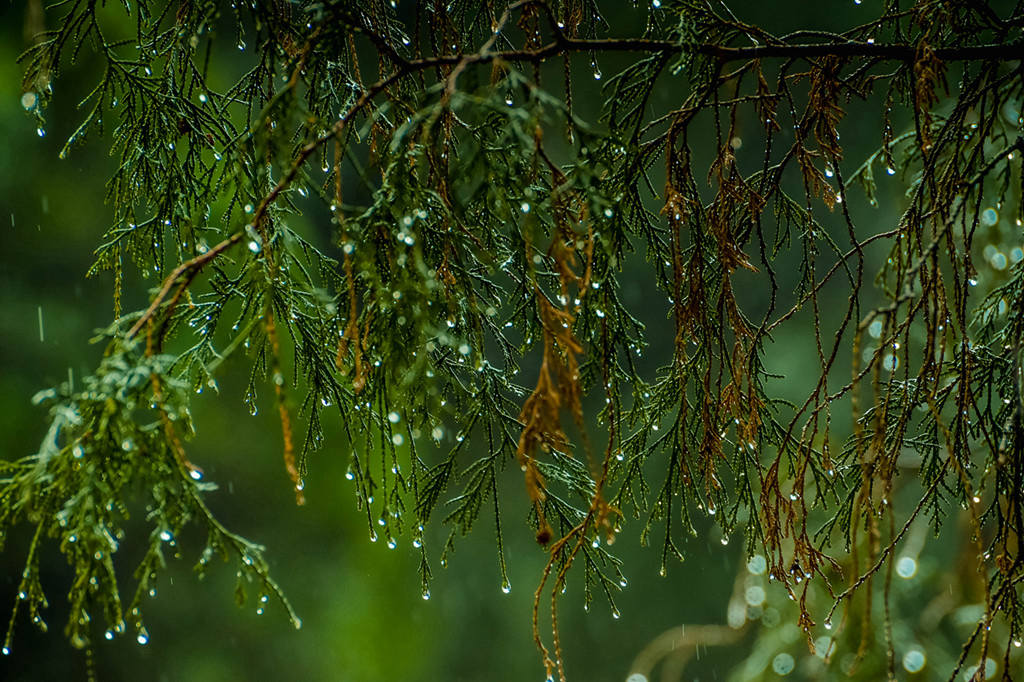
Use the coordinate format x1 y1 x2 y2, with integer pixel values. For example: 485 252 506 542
6 1 1024 679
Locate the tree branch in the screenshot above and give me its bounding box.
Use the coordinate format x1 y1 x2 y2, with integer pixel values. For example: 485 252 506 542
125 27 1022 341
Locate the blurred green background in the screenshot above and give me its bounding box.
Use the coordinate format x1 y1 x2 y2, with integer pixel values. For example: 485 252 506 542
1 2 1017 681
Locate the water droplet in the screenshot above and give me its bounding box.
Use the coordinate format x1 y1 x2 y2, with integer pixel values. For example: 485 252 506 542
159 530 173 542
104 630 114 640
501 579 511 594
198 93 207 103
902 649 926 673
886 166 896 175
136 632 149 645
744 585 766 607
772 653 795 675
896 556 918 579
37 127 46 138
421 589 430 600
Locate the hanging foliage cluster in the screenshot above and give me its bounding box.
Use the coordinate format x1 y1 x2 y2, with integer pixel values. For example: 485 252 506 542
5 1 1024 679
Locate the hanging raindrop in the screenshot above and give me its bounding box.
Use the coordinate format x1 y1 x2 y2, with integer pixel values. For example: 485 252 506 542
902 649 926 673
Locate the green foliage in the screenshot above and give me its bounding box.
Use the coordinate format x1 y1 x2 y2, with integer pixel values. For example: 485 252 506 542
1 335 298 654
5 1 1024 680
